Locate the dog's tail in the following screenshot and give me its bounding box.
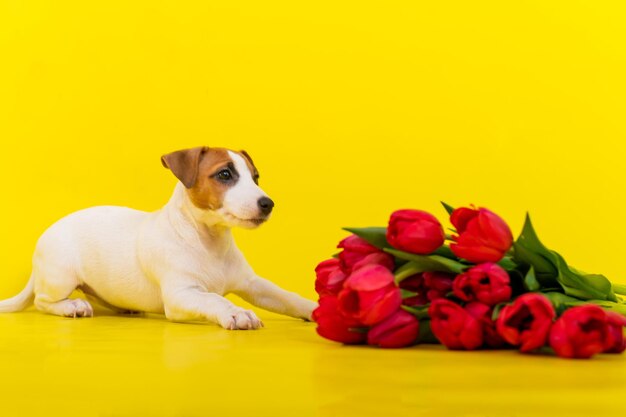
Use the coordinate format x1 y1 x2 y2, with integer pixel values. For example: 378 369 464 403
0 274 35 313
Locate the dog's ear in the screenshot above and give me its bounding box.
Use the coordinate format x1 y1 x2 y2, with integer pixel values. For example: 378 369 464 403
239 150 258 174
239 150 255 167
161 147 208 188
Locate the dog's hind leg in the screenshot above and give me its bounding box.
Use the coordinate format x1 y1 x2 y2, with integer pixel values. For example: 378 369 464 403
36 297 94 318
32 260 94 318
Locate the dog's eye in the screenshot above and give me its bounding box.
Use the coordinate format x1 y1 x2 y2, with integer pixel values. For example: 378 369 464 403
216 170 232 181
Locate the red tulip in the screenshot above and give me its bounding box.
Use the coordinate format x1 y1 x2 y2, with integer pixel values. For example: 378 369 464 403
452 263 512 306
387 209 445 255
423 271 455 301
367 309 420 348
399 274 429 306
351 252 395 273
549 305 610 359
496 293 555 352
398 273 424 293
450 206 513 263
315 259 348 297
465 302 505 348
429 299 483 350
604 312 626 354
337 235 395 274
398 271 454 306
337 264 402 326
313 296 366 344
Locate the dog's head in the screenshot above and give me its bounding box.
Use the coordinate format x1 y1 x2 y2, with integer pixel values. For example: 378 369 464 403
161 147 273 229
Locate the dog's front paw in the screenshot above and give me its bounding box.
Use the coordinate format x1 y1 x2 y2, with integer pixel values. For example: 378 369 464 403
219 309 264 330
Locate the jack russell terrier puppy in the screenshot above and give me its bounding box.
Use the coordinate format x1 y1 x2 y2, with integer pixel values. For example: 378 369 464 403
0 146 316 329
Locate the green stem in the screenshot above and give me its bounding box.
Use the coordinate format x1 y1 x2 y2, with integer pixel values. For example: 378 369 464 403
394 263 425 283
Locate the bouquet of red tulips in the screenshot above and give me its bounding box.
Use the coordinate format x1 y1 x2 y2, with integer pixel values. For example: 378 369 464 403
313 204 626 359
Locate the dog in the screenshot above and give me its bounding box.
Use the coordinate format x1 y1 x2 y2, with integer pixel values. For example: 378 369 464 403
0 146 317 329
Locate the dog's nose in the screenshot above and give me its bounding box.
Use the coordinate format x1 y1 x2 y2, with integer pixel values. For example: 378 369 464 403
257 197 274 216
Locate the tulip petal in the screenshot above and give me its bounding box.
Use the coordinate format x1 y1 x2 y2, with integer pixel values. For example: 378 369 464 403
387 210 445 255
314 296 367 344
363 288 402 325
450 207 478 233
368 310 419 348
344 264 396 291
351 252 395 272
477 209 513 251
450 242 504 263
429 299 484 350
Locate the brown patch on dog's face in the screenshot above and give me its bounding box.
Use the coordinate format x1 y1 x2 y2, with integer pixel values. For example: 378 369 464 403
162 147 238 210
187 148 235 210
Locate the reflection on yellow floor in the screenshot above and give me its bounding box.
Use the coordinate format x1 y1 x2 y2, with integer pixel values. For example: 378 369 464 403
1 308 624 417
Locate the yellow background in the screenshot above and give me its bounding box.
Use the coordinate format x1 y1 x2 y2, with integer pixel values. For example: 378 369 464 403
1 1 626 416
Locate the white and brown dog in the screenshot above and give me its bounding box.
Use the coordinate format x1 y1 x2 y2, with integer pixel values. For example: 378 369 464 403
0 146 316 329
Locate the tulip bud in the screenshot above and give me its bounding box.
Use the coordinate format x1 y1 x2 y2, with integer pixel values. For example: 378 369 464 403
313 296 367 344
399 274 429 307
367 309 420 348
428 299 483 350
315 259 348 297
496 293 555 352
387 209 445 255
604 312 626 354
337 235 395 274
449 206 513 263
337 264 402 326
465 302 505 348
351 252 395 273
422 271 455 301
452 263 512 306
549 305 610 359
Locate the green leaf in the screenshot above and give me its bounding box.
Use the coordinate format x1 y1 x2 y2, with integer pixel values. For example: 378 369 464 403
342 227 388 249
542 292 626 317
512 242 558 286
432 245 457 260
497 256 518 271
441 201 455 216
551 251 617 302
523 267 540 292
540 292 576 315
385 248 466 274
583 299 626 317
513 214 616 301
401 304 430 320
400 289 418 299
512 214 558 284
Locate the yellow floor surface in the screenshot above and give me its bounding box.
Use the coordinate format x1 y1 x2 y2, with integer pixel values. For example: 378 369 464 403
1 308 625 417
